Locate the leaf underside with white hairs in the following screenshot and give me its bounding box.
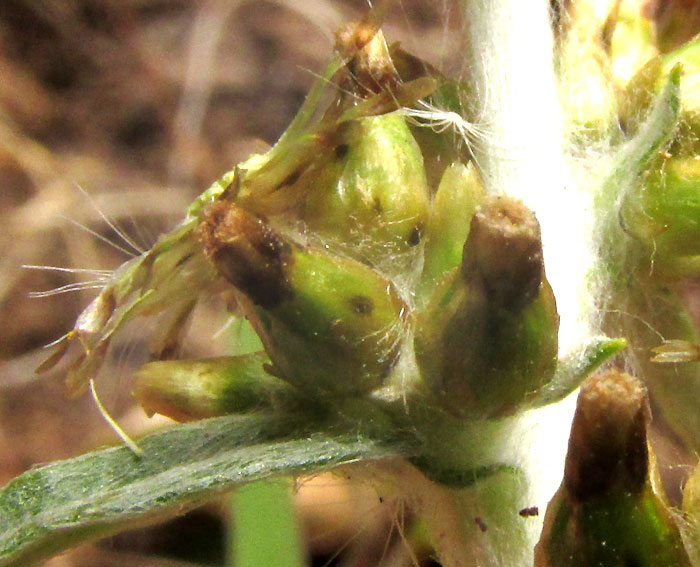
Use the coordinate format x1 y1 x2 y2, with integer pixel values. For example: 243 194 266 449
0 412 411 567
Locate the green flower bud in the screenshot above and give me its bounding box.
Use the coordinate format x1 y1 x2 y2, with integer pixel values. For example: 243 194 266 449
415 196 559 418
40 22 436 401
620 156 700 277
300 112 430 271
535 370 692 567
199 203 408 398
419 162 485 300
133 352 298 422
599 66 700 450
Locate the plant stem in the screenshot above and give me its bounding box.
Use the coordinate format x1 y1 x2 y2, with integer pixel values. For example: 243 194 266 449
228 479 306 567
411 0 596 564
459 0 593 356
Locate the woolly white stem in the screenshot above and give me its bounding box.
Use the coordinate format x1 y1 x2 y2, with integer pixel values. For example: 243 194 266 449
456 0 598 563
460 0 595 355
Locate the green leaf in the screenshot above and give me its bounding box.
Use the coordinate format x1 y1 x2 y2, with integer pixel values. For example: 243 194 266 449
598 64 681 220
0 412 406 567
623 64 682 175
522 336 628 410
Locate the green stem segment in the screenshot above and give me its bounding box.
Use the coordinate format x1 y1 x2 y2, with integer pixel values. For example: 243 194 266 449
229 479 306 567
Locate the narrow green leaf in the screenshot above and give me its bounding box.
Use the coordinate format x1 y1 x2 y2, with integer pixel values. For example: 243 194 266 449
603 64 681 205
522 336 628 410
0 412 405 567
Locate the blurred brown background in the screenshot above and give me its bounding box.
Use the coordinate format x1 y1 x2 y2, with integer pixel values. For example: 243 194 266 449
7 2 690 565
0 1 458 565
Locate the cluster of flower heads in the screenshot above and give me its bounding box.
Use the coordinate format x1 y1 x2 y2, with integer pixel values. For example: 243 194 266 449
42 15 563 423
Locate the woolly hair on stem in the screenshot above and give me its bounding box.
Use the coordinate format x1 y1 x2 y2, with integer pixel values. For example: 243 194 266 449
441 0 600 564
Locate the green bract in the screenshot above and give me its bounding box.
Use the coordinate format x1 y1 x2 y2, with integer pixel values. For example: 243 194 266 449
301 113 430 270
133 353 296 422
198 203 408 398
535 371 692 567
415 196 559 418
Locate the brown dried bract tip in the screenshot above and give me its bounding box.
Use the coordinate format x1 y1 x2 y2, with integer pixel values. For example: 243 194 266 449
564 369 650 502
198 202 293 309
461 196 544 311
334 21 400 96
